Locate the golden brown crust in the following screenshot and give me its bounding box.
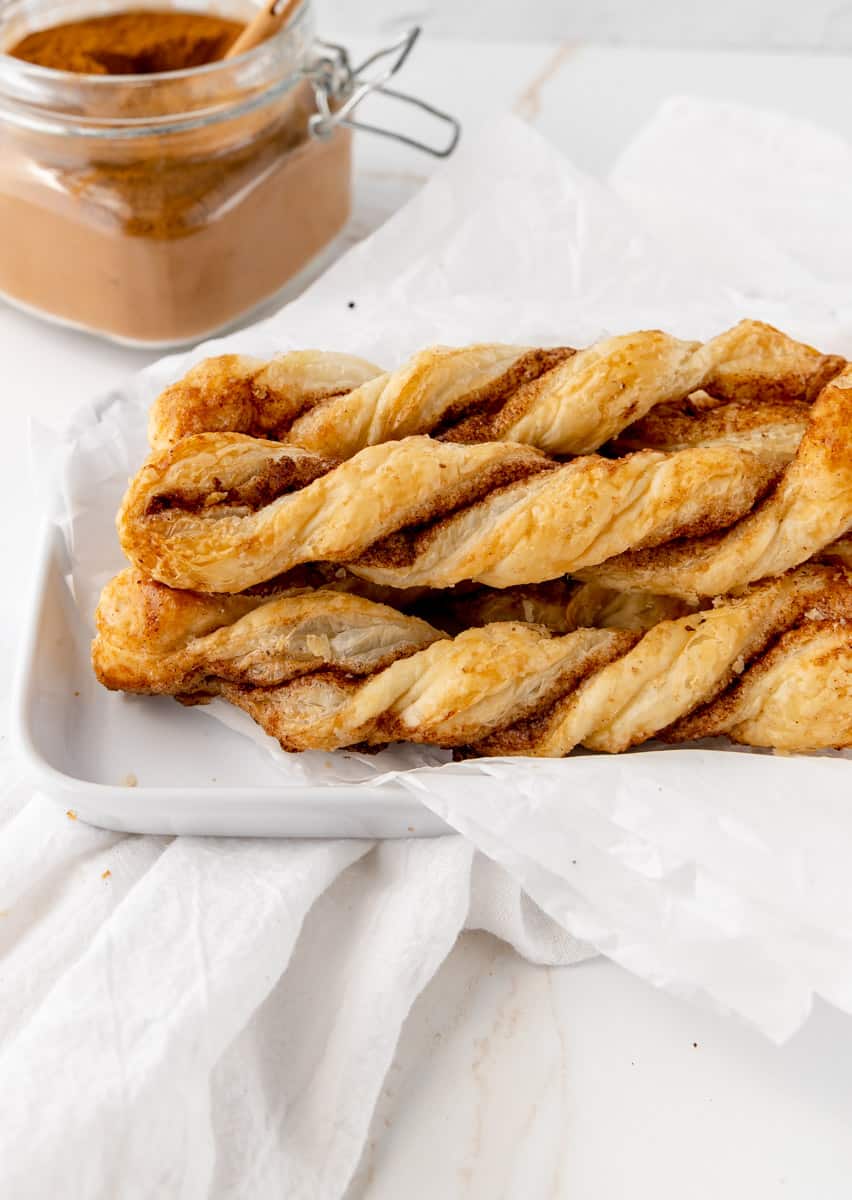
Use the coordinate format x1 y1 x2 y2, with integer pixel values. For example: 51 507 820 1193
666 620 852 750
118 434 777 593
147 321 843 459
474 566 852 756
350 445 779 587
103 321 852 759
148 351 382 449
700 322 843 405
93 565 852 755
93 577 443 694
578 364 852 599
221 626 638 750
270 344 581 458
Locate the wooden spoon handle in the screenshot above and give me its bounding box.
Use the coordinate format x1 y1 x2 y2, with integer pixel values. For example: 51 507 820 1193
225 0 301 59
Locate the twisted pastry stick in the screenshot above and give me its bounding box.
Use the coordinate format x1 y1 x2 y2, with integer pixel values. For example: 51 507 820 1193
94 566 852 754
578 364 852 599
93 572 442 695
94 568 689 697
148 321 843 458
227 625 632 752
666 621 852 750
149 351 381 448
478 566 852 756
118 434 777 592
245 569 852 754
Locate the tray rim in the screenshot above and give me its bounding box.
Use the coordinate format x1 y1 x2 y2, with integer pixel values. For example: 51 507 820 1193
12 521 450 837
17 524 849 836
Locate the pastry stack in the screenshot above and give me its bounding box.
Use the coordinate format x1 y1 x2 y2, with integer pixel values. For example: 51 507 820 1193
93 321 852 756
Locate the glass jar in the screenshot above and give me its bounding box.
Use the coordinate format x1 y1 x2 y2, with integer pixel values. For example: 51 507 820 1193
0 0 457 346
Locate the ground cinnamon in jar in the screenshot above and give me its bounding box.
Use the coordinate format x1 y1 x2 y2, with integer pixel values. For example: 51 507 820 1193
9 11 245 74
0 5 352 344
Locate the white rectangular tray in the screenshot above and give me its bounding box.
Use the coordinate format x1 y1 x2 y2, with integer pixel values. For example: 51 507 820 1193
13 524 450 837
19 525 844 840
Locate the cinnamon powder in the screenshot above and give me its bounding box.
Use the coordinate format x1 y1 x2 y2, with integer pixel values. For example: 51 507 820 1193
0 9 352 343
9 10 245 75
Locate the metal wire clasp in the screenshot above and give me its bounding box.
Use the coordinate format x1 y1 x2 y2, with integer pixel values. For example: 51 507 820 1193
306 27 461 158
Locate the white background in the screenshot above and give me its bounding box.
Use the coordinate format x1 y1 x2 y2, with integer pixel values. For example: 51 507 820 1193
321 0 852 50
4 20 852 1200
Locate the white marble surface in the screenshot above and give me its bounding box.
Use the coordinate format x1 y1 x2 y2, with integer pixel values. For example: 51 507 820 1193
4 35 852 1200
322 0 852 52
346 940 852 1199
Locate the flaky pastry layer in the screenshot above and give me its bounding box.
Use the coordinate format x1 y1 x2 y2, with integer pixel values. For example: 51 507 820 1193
579 364 852 598
149 351 381 448
148 321 843 459
118 434 779 593
93 566 852 755
93 567 691 694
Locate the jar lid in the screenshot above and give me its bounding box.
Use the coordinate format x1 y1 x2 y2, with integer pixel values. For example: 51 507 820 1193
0 3 459 155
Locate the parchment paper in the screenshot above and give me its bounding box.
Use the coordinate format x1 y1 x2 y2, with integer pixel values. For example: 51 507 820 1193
39 104 852 1039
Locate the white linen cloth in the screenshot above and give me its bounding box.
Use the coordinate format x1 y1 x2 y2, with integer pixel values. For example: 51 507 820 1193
0 772 586 1200
3 97 852 1196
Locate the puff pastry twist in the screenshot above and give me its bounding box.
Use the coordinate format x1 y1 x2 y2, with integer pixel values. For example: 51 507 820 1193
119 434 780 593
579 363 852 598
93 567 692 694
93 566 852 755
121 356 851 596
148 321 843 459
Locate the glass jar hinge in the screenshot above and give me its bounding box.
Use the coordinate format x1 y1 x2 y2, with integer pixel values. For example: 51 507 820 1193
305 27 461 158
